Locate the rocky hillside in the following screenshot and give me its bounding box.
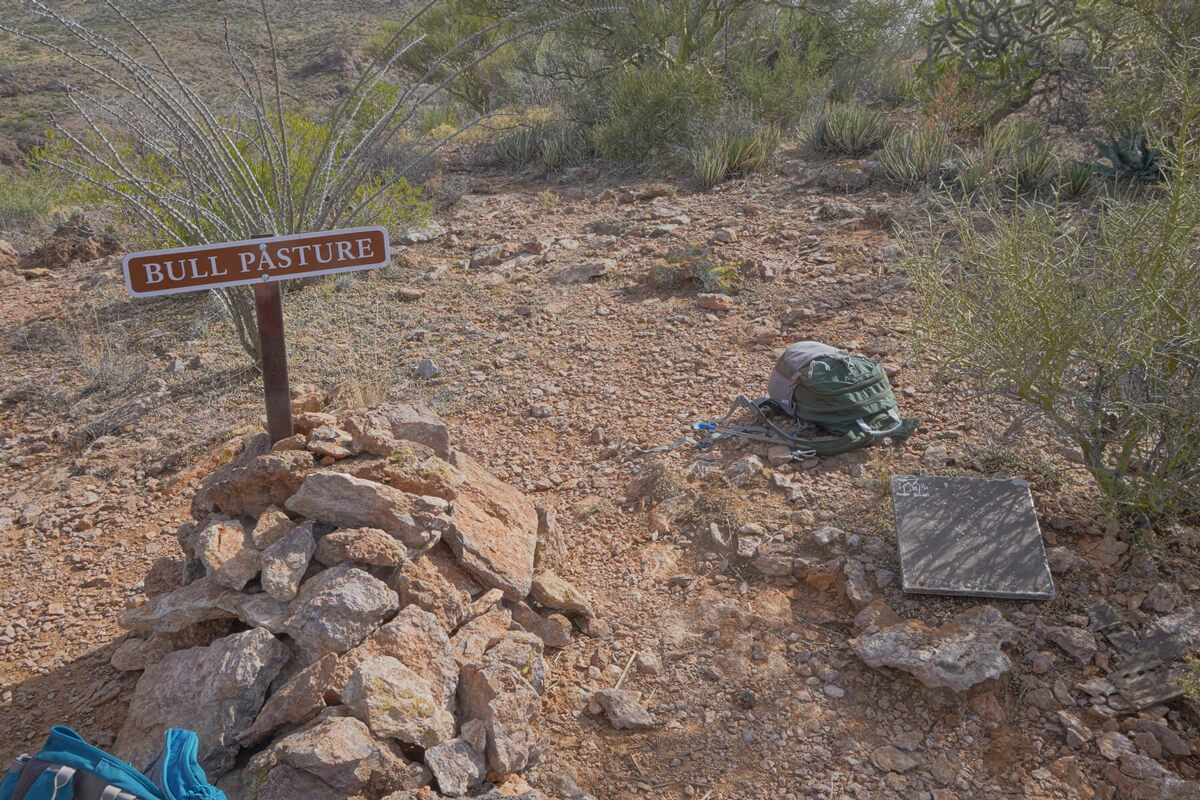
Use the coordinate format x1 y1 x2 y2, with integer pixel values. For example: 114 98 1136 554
1 158 1199 800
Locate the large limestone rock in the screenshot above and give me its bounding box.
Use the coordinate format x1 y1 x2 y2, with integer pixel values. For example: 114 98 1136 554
238 653 338 747
252 506 296 548
850 605 1019 692
192 436 313 518
286 471 435 548
444 454 538 598
341 403 451 458
284 564 399 661
342 656 456 748
508 600 573 649
245 713 428 800
457 662 541 777
425 738 486 798
483 632 547 695
260 521 316 602
118 577 238 633
451 604 513 666
315 527 408 567
328 607 458 714
389 554 472 632
116 628 289 777
226 593 291 634
196 522 260 590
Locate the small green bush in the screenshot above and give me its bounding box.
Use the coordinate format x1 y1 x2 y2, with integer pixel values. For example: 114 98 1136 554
952 154 990 196
1008 138 1056 194
490 120 590 172
908 127 1200 522
590 64 724 164
732 39 828 127
0 167 65 234
879 125 949 187
1058 160 1095 199
418 107 458 136
690 125 779 188
809 103 891 156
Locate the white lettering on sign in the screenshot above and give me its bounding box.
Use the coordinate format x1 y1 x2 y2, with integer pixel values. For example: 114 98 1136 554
144 263 163 284
894 477 930 498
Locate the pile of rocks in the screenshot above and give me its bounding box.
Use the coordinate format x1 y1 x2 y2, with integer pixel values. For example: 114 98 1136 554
110 402 594 800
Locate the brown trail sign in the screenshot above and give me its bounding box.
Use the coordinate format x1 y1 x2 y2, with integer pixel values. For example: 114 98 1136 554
121 226 390 443
122 227 389 297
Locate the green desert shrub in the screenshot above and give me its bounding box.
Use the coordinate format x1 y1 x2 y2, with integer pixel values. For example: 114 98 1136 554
808 103 891 156
491 120 590 171
690 125 779 188
907 107 1200 522
1058 159 1096 199
879 125 950 187
590 64 724 164
1007 137 1057 194
0 167 66 234
731 37 829 127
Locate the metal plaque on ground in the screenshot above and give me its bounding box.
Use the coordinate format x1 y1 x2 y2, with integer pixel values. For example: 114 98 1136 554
892 475 1055 600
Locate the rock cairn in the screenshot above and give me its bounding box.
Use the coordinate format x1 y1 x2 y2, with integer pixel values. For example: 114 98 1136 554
111 402 592 800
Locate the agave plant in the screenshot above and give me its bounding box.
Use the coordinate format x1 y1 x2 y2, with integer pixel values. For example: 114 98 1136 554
1095 133 1164 180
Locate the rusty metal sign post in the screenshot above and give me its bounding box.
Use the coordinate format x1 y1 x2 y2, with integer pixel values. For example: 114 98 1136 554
121 226 390 443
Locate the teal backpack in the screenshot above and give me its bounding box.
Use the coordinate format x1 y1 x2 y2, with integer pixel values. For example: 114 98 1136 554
2 727 224 800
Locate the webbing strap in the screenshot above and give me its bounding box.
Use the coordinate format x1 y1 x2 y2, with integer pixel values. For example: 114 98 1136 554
11 758 51 800
12 761 75 800
635 396 820 458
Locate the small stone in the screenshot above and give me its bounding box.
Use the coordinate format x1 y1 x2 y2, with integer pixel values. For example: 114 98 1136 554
415 360 441 380
238 653 338 747
284 564 400 660
593 689 654 730
286 471 434 548
1030 651 1055 673
307 424 354 458
1035 620 1098 664
110 635 174 672
696 293 735 312
634 650 661 675
1097 731 1136 761
872 745 918 773
530 570 594 618
1141 582 1183 614
252 507 296 548
451 605 513 666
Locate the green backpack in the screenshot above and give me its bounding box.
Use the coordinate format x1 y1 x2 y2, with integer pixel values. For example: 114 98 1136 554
768 344 918 455
637 342 918 458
